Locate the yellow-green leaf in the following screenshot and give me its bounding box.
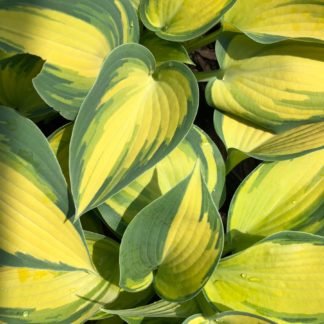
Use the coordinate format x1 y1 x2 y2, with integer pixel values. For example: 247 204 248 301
70 43 199 218
99 126 225 236
183 312 275 324
141 31 193 65
48 122 73 184
0 53 54 122
0 0 139 119
207 33 324 132
119 164 224 301
0 107 119 323
227 150 324 253
213 110 324 170
139 0 236 41
104 299 200 319
222 0 324 43
204 232 324 323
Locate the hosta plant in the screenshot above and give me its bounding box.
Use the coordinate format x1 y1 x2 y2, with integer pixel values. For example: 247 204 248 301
0 0 323 323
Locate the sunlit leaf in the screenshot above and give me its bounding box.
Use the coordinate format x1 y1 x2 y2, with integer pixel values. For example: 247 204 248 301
70 43 198 218
140 0 236 41
223 0 324 43
119 164 224 301
184 311 275 323
207 33 324 132
99 126 225 236
213 110 324 171
0 0 139 119
204 232 324 323
227 150 324 252
0 107 119 323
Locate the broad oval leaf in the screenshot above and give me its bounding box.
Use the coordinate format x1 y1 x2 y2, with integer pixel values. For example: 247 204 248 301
213 110 324 171
139 0 236 41
222 0 324 43
70 43 199 218
0 107 119 323
119 164 224 301
0 53 53 122
227 150 324 252
207 33 324 132
99 126 225 236
0 0 139 119
183 312 275 324
204 232 324 323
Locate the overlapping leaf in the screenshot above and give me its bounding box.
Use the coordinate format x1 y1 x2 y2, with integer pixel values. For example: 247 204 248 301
226 150 324 252
99 126 225 235
223 0 324 43
141 32 193 64
213 110 324 170
204 232 324 323
103 299 200 320
119 164 224 301
139 0 236 41
184 312 275 323
0 107 119 323
207 33 324 132
70 43 199 218
0 0 139 119
48 123 73 183
0 53 53 121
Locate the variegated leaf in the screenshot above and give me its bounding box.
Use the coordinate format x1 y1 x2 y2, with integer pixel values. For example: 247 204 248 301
227 150 324 252
99 126 225 236
0 107 119 323
139 0 236 41
48 122 73 183
0 53 53 122
207 33 324 132
183 312 275 324
141 31 193 64
70 43 199 218
204 232 324 323
103 299 200 319
119 164 224 301
213 110 324 171
0 0 139 119
223 0 324 43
